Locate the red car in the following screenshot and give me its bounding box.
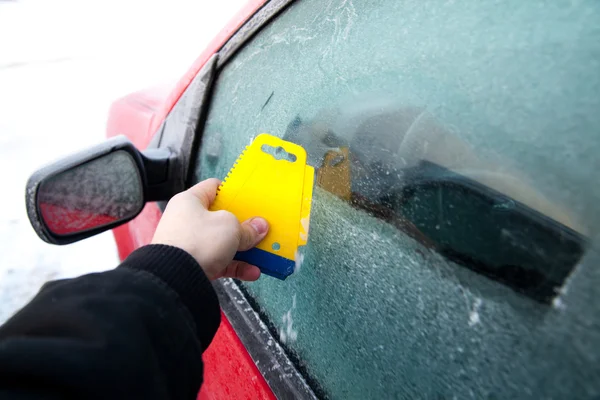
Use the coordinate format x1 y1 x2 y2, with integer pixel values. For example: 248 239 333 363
26 0 600 398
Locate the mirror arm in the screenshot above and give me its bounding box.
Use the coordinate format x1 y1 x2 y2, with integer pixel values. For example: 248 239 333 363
140 149 183 202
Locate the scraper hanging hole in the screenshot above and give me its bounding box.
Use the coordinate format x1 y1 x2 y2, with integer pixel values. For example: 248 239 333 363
272 242 281 251
261 144 297 162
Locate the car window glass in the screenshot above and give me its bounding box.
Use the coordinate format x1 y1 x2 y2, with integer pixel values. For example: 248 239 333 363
194 0 600 398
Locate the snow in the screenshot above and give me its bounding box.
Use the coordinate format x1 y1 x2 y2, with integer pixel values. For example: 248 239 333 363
468 297 482 327
279 293 298 343
0 0 247 323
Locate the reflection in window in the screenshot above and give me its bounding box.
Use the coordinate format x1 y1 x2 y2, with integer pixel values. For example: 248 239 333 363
284 107 586 303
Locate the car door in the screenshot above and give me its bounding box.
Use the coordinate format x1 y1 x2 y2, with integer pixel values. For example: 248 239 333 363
182 0 600 398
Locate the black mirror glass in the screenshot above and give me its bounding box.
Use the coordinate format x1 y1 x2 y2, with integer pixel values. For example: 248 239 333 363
37 150 144 236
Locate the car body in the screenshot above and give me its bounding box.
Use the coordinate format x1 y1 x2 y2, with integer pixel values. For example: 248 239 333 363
63 0 600 398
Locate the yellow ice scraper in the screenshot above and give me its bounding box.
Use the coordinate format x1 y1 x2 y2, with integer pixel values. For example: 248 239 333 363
210 133 314 280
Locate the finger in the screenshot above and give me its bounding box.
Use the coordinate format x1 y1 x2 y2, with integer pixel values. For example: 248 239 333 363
238 217 269 251
186 178 221 208
222 261 261 281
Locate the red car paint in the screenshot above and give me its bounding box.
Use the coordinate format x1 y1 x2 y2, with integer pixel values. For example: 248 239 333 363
200 314 276 400
106 1 276 398
106 84 173 150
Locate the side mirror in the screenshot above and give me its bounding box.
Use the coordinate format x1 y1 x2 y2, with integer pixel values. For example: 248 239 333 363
26 136 179 245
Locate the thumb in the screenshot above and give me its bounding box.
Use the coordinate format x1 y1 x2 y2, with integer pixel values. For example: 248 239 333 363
238 217 269 251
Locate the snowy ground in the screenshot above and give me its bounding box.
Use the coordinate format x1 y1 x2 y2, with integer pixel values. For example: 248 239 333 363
0 0 247 322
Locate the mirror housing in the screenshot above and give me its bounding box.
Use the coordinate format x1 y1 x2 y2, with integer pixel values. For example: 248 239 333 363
26 136 178 245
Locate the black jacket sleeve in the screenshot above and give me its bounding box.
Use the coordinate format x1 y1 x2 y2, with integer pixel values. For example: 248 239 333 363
0 244 220 400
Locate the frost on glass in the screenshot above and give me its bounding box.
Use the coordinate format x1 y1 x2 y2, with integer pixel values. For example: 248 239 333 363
38 151 143 235
195 0 600 398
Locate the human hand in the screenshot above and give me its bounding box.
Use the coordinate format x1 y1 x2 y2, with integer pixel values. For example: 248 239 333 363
151 178 269 281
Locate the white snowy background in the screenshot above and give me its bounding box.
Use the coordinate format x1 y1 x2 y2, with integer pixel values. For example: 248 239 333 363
0 0 247 322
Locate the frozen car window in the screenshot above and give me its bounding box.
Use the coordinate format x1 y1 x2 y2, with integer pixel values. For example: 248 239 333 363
194 0 600 398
